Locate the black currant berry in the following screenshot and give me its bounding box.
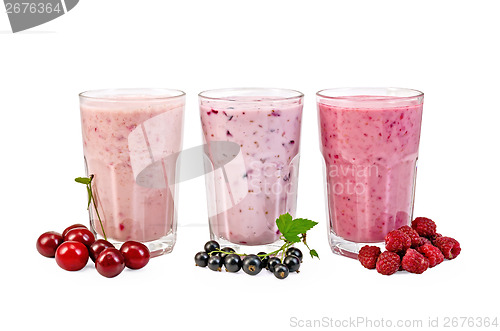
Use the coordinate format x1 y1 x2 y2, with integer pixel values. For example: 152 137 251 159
242 254 262 275
224 254 242 273
257 252 269 269
286 247 303 262
207 255 223 271
266 256 281 272
284 255 300 272
220 247 236 261
194 251 209 267
204 240 220 254
273 263 289 279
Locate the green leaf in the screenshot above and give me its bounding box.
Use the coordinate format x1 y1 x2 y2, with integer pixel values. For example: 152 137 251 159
276 214 318 243
276 213 293 235
287 218 318 235
309 249 320 259
75 177 91 185
283 233 302 243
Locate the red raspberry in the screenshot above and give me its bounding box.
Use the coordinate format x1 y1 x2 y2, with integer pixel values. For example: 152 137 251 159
375 251 400 275
434 236 461 260
411 217 437 237
402 248 429 274
398 225 421 248
418 237 432 247
384 230 411 253
429 233 443 244
358 245 381 269
416 244 444 268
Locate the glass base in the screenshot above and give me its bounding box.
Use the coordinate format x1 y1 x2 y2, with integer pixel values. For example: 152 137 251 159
329 232 385 259
95 233 176 258
212 236 283 255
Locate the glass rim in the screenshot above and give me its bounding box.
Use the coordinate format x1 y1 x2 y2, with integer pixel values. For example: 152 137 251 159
79 88 186 101
198 87 304 102
316 87 424 102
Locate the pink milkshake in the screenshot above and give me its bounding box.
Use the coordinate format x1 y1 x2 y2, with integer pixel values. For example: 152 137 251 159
317 88 423 257
80 89 185 256
199 88 303 247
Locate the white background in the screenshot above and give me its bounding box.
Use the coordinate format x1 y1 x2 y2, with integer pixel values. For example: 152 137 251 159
1 0 499 330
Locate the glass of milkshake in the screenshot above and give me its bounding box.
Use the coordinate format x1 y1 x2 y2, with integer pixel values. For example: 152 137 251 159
79 88 185 257
317 88 424 258
199 88 304 251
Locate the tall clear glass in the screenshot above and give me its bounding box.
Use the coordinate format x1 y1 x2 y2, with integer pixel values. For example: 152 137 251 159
79 88 185 257
317 88 424 258
199 88 304 251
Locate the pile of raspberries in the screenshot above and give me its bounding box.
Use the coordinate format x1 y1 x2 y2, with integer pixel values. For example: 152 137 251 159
358 217 461 275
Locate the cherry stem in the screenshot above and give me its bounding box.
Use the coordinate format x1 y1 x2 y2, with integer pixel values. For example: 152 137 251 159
88 175 107 241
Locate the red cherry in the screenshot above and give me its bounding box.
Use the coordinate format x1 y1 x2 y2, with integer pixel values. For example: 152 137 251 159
120 241 150 270
62 223 88 237
89 239 114 262
95 248 125 278
36 231 63 257
64 228 95 248
55 241 89 271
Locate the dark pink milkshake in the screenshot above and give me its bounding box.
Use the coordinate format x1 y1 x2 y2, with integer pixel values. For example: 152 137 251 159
317 88 423 257
199 88 303 247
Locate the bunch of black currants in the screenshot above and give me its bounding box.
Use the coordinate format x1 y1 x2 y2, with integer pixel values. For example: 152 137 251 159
194 240 303 279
